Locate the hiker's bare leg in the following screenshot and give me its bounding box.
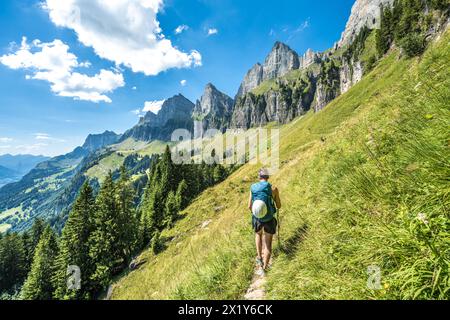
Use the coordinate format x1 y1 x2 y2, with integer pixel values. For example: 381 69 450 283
262 232 273 270
255 230 263 260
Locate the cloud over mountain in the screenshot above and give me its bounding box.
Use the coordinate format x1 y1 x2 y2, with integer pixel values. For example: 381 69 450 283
43 0 202 76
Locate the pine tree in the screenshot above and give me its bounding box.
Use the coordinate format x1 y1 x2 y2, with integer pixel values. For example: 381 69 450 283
139 186 154 246
0 233 27 293
213 165 227 184
21 225 58 300
116 166 138 262
30 218 45 257
164 191 178 228
88 172 119 290
53 182 95 300
175 179 189 210
21 231 32 270
377 4 394 56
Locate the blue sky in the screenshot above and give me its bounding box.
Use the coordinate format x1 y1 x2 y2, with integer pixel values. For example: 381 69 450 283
0 0 355 157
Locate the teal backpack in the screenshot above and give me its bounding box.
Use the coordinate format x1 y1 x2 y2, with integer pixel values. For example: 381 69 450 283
251 181 277 222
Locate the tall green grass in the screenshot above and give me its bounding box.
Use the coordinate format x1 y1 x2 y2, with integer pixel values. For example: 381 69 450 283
266 31 449 300
112 31 449 300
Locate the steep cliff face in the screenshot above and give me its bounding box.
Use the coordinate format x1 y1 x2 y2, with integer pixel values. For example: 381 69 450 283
313 59 341 112
236 42 301 98
82 131 120 152
122 94 195 141
300 49 322 69
236 63 264 98
338 0 394 47
262 42 300 81
340 59 363 94
193 83 234 133
231 74 316 129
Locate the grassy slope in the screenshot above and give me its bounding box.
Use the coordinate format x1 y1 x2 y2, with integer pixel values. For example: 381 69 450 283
85 140 172 181
112 31 449 300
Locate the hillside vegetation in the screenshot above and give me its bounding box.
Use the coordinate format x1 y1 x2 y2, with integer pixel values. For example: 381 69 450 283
111 29 449 300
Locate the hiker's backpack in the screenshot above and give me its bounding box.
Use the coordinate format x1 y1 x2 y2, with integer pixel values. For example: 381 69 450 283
251 181 277 222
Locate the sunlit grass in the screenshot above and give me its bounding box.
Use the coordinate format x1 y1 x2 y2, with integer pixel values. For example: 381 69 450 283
111 31 449 300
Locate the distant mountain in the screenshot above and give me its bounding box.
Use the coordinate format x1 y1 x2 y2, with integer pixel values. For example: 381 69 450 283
82 131 120 152
122 94 195 142
193 83 234 133
0 154 50 188
236 42 304 98
0 132 122 232
0 165 19 179
0 165 21 188
0 154 50 175
231 43 321 129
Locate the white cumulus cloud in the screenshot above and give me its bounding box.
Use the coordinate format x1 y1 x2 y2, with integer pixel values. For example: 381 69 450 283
180 79 187 86
0 38 124 103
131 99 165 117
42 0 202 76
143 100 165 114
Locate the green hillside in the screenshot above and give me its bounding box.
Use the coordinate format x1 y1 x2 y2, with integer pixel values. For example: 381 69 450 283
111 30 449 300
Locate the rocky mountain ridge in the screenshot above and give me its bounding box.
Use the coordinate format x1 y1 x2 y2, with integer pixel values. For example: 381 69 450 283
82 131 121 152
193 83 234 134
121 94 195 142
338 0 394 47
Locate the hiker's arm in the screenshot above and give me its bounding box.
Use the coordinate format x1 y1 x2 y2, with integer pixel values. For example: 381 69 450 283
273 187 281 209
248 191 253 211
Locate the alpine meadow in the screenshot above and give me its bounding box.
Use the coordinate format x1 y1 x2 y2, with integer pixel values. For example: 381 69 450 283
0 0 449 304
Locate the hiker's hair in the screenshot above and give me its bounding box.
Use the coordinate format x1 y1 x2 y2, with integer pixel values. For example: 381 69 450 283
258 168 270 179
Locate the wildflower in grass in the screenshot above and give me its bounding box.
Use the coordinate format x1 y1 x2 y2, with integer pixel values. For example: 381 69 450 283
417 213 429 225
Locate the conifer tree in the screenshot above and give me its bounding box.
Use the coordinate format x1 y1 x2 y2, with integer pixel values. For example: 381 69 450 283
21 231 32 270
175 179 189 210
213 165 227 184
376 4 394 56
21 225 58 300
116 166 138 262
0 233 27 293
88 172 119 290
164 191 178 228
53 182 95 300
30 218 45 257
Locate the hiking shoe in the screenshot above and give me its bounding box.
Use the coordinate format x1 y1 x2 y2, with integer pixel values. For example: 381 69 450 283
256 257 263 268
255 268 265 277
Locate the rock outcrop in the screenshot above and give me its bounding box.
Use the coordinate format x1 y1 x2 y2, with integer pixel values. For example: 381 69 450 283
82 131 120 152
340 59 363 94
122 94 195 142
231 75 316 129
338 0 394 48
193 83 234 133
300 49 322 69
262 42 300 81
236 42 301 98
236 64 264 98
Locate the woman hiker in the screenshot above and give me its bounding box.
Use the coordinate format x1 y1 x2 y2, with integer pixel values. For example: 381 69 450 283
248 168 281 275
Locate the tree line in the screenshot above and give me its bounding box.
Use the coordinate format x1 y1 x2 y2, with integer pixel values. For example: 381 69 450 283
376 0 449 58
0 146 236 300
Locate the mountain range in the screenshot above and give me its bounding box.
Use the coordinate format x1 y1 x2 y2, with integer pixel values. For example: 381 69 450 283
0 154 50 188
0 0 447 234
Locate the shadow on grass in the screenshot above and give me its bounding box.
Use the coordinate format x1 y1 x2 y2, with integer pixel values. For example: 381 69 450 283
275 223 309 257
